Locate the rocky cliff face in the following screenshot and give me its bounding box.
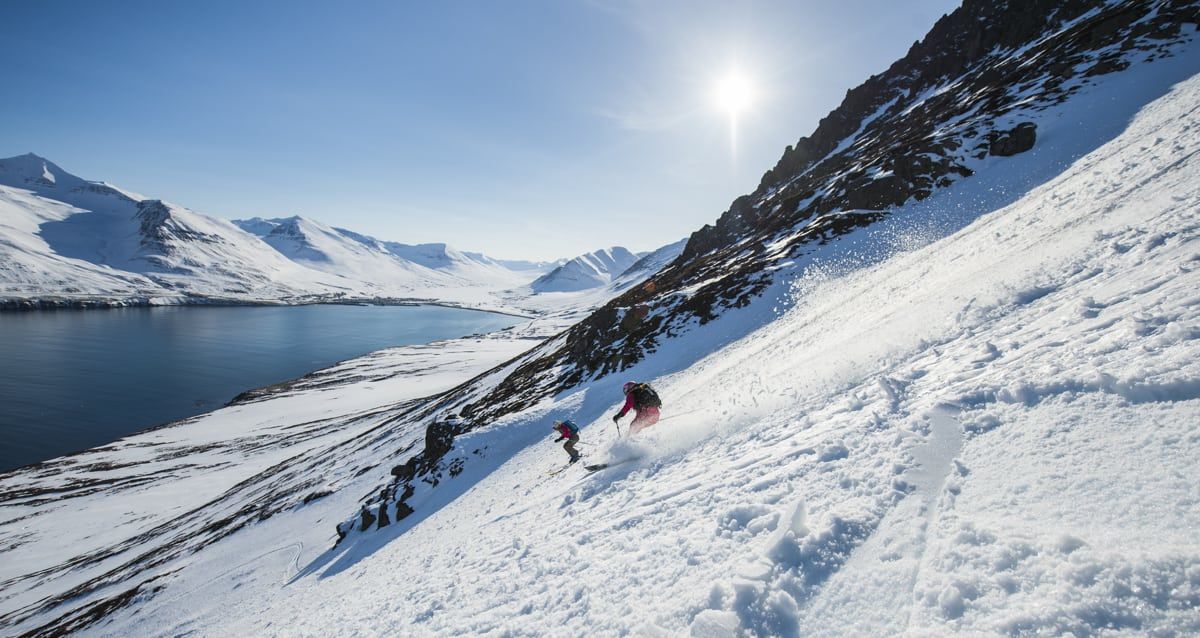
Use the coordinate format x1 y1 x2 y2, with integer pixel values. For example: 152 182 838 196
342 0 1199 539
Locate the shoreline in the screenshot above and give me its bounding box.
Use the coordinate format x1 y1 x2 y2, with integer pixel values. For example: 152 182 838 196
0 304 538 474
0 294 537 319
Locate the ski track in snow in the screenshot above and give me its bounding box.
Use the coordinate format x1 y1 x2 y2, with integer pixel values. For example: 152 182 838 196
158 541 304 607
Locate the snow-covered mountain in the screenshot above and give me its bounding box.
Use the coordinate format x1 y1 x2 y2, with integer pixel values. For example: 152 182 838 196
466 254 565 273
231 216 532 291
373 238 548 286
612 238 686 288
0 160 566 310
1 1 1198 636
530 246 642 292
0 169 157 302
0 153 147 206
0 155 334 304
509 238 686 321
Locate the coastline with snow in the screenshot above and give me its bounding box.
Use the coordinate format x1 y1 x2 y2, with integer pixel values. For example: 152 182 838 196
0 294 540 318
0 309 568 634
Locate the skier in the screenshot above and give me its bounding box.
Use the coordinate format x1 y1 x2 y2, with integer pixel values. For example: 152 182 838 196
612 381 662 436
552 419 582 463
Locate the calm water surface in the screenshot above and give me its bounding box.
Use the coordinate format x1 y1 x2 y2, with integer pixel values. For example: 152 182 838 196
0 304 520 472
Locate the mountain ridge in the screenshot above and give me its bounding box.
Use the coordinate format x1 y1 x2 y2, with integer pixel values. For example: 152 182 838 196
340 0 1200 546
463 0 1200 420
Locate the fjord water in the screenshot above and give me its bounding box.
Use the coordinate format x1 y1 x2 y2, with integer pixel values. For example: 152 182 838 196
0 304 520 472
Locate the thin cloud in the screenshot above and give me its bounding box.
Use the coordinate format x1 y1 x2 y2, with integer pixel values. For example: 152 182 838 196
592 103 700 132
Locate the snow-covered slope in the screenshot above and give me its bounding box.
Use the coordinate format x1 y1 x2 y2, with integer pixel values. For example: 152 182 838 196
530 246 641 292
0 184 162 301
1 2 1197 636
3 57 1195 637
458 0 1200 410
230 63 1200 637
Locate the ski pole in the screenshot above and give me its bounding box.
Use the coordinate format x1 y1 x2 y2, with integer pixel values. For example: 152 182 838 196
654 409 701 423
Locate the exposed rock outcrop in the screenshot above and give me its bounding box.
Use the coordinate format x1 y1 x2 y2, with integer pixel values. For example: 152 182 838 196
988 122 1039 157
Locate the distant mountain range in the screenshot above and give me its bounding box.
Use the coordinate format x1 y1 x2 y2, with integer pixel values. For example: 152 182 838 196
0 154 678 310
231 215 533 289
530 247 642 293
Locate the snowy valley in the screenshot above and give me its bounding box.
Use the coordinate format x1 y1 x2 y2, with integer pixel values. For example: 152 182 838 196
1 1 1199 637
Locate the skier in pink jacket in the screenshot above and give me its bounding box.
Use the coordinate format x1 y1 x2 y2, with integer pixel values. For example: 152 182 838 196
612 381 662 435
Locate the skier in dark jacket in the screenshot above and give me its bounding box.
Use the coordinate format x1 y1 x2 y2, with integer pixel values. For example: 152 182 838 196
552 419 582 463
613 381 662 436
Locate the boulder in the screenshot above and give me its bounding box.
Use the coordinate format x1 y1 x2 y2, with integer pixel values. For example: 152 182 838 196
989 122 1037 157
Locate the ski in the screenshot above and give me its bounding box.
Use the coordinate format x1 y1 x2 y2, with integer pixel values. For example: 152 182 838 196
546 458 583 477
584 458 639 472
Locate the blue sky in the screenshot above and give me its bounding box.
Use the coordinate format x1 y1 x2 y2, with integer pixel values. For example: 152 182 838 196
0 0 960 260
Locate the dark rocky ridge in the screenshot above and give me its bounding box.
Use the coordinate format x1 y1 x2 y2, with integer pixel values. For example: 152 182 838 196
348 0 1198 541
458 0 1197 423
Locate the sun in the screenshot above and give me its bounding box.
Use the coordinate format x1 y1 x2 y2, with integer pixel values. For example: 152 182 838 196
713 70 756 116
712 68 757 158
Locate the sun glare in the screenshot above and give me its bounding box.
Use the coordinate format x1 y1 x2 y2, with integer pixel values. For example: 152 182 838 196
713 70 756 116
713 68 757 159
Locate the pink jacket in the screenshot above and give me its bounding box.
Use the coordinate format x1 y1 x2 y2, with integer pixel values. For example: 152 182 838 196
616 392 637 417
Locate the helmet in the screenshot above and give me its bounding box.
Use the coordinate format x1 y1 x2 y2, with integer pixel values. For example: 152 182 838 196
623 381 636 394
